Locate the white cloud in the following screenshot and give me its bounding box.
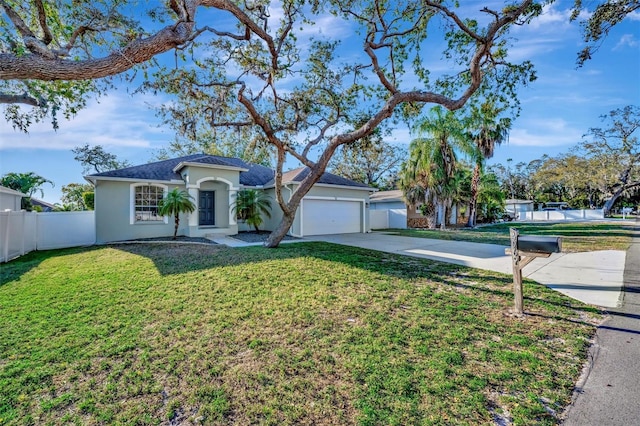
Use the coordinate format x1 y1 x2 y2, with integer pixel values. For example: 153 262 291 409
509 118 582 147
627 11 640 21
384 127 412 145
504 3 585 61
0 92 172 151
614 34 639 50
524 3 573 31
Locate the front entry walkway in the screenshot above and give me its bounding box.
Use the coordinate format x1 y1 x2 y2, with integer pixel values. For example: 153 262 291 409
305 232 626 308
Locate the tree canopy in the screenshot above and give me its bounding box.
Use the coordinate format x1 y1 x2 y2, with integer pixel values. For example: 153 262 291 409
329 118 405 190
576 105 639 213
571 0 640 66
0 171 53 197
2 0 549 246
60 183 94 210
72 144 131 174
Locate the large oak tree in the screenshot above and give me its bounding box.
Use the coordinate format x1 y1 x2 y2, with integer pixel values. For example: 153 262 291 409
577 105 640 214
3 0 546 246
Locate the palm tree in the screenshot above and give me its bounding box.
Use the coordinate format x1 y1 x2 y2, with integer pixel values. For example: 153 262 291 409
464 103 511 227
476 172 506 223
232 189 272 232
400 107 474 229
158 188 196 239
0 172 54 197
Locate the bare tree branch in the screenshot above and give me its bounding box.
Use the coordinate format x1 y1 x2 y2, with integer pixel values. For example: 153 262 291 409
34 0 54 45
0 93 41 106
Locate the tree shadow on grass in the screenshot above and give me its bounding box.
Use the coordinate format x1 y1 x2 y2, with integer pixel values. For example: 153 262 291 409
107 241 604 325
2 241 606 331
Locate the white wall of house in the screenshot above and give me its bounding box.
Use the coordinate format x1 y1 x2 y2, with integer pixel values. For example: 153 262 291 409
0 186 24 211
94 180 186 243
506 200 534 220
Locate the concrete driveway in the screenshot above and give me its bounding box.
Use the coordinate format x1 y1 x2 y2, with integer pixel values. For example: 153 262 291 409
305 232 626 308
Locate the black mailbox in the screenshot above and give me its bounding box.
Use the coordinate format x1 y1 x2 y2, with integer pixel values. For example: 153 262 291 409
517 235 562 254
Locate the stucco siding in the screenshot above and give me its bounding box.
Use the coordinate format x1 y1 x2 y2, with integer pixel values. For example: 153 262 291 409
184 166 240 188
95 181 188 243
256 188 286 233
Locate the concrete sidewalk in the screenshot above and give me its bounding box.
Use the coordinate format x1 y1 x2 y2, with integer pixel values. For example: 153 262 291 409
306 232 626 308
562 219 640 425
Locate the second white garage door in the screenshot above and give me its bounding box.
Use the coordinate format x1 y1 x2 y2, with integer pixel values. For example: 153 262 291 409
302 199 362 236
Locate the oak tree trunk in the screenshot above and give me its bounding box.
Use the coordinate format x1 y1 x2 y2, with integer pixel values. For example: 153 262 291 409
264 210 296 248
602 186 626 217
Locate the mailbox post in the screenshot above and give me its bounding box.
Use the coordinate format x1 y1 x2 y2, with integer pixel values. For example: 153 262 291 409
509 228 562 315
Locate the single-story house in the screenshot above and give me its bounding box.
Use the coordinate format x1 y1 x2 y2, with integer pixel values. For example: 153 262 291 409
0 186 25 211
86 154 373 243
506 199 534 219
31 198 56 212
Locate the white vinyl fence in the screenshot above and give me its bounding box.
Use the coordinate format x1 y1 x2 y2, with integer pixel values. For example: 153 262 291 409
518 209 605 221
370 209 407 229
0 211 95 263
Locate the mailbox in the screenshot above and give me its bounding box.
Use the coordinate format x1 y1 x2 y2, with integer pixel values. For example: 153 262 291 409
517 235 562 254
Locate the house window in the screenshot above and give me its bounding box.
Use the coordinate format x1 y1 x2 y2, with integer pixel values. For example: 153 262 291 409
134 185 165 222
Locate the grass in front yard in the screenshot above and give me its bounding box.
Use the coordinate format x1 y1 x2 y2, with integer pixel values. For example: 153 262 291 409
385 221 638 252
0 242 602 425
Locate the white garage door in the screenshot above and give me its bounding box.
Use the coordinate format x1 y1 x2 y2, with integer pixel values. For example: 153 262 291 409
302 199 362 236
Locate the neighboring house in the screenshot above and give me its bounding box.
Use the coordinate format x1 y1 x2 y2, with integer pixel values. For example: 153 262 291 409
407 202 459 228
369 190 407 229
506 199 534 219
31 198 56 212
86 154 373 243
0 186 25 211
370 189 459 229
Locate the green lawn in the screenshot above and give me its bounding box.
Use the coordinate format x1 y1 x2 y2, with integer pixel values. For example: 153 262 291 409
384 221 638 252
0 242 602 425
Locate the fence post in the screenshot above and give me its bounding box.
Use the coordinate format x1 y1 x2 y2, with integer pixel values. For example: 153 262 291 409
20 211 26 256
2 211 10 263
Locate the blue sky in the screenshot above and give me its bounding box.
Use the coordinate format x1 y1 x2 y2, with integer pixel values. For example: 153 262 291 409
1 2 639 204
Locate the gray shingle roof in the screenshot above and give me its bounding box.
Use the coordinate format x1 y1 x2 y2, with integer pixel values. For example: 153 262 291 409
88 154 202 181
274 167 371 188
370 190 403 202
88 155 370 189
